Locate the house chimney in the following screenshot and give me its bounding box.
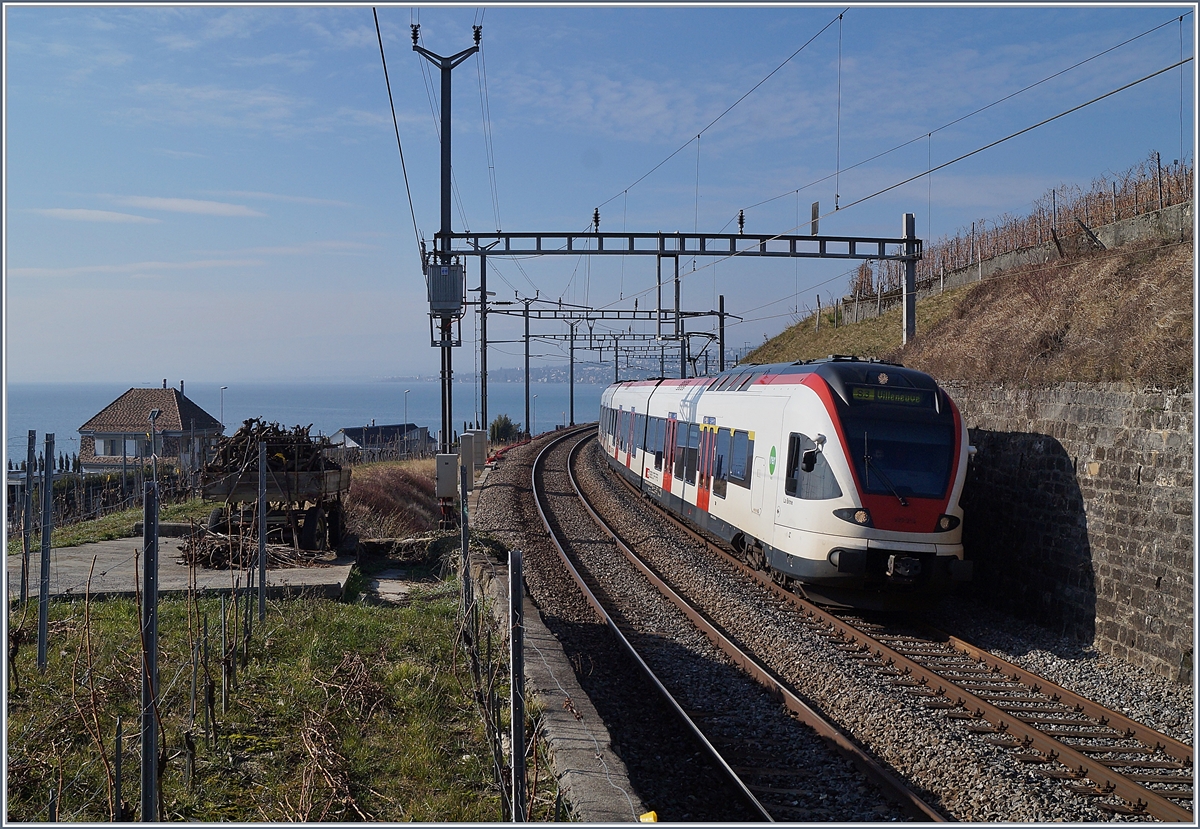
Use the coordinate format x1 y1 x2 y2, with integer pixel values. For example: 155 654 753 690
180 380 184 395
163 379 167 389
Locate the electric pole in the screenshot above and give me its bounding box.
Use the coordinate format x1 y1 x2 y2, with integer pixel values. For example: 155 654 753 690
413 24 480 452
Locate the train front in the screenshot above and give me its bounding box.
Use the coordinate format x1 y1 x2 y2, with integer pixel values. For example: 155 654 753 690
779 361 972 610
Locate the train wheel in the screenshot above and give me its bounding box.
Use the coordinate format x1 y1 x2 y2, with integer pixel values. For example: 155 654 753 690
747 545 767 571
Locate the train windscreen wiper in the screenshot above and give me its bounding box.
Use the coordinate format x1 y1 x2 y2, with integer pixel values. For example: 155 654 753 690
864 432 908 507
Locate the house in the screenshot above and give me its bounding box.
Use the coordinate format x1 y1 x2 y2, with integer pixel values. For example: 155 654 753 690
77 381 223 474
329 423 430 457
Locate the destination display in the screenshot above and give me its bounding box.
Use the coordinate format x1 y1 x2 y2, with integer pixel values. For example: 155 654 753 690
847 385 933 408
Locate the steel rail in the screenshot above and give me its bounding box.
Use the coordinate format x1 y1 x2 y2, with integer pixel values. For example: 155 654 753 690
934 630 1194 766
568 434 947 822
529 429 774 822
598 448 1193 822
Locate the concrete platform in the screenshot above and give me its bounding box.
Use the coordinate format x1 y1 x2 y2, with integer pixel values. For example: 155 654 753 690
7 537 354 602
467 458 649 823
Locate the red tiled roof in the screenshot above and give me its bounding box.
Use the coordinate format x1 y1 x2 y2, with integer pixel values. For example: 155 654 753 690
79 388 222 434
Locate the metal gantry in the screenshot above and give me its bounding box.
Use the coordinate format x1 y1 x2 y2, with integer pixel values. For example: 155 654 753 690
409 25 923 445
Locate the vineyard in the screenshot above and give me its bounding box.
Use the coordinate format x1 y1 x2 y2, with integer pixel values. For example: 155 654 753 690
849 152 1193 298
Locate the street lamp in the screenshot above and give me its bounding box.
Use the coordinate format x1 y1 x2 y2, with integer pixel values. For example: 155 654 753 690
220 386 228 430
404 390 411 458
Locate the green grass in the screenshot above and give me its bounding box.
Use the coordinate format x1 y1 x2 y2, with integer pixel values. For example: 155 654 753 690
7 498 215 557
6 585 505 822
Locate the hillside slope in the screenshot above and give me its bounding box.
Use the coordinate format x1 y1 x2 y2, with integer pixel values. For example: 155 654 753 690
744 237 1193 390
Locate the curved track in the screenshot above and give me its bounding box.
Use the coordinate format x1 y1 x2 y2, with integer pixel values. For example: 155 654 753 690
532 428 943 822
588 431 1193 822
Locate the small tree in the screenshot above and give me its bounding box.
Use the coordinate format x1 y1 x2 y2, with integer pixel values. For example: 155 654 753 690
489 414 521 444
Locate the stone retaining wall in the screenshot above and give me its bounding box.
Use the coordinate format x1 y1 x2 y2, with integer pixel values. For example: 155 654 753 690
942 381 1193 682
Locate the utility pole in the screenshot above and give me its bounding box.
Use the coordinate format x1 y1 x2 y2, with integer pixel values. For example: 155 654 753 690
902 213 917 345
413 24 480 453
523 295 533 438
718 295 726 372
568 321 578 426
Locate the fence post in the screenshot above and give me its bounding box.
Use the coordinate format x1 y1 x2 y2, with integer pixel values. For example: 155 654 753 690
114 716 123 821
258 442 266 622
1156 151 1164 210
460 462 472 617
510 548 526 822
22 430 35 607
140 481 159 823
37 433 55 671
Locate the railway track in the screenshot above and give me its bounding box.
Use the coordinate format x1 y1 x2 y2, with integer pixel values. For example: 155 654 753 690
579 431 1193 822
532 428 943 821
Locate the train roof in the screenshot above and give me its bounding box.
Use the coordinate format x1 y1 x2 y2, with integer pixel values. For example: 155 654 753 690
623 357 936 388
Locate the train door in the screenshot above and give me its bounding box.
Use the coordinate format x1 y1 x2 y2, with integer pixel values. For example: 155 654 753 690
752 455 767 515
662 417 676 496
696 422 714 513
625 408 636 469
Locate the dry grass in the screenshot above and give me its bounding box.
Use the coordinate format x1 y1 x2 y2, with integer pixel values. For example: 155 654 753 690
892 238 1193 387
343 459 439 539
744 284 969 365
744 238 1193 389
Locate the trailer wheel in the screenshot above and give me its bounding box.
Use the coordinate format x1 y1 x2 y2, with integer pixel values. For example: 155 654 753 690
300 506 327 552
207 507 227 533
327 503 343 548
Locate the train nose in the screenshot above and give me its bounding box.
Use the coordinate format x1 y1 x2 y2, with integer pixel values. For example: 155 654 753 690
886 554 921 580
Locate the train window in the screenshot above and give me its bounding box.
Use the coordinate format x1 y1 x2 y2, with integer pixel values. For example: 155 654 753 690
736 372 761 391
665 420 676 473
649 417 663 469
713 428 730 498
844 417 954 500
684 423 700 485
726 371 750 391
729 430 752 485
785 433 843 500
673 422 688 480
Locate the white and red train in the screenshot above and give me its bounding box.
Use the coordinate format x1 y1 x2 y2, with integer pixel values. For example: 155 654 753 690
599 356 973 610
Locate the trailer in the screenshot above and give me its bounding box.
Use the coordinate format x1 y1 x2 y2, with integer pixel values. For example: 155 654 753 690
198 419 351 553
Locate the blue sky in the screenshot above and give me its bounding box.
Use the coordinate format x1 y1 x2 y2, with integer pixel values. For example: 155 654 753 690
3 3 1195 383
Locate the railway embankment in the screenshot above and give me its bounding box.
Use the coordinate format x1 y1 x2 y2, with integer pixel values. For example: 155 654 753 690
746 226 1193 682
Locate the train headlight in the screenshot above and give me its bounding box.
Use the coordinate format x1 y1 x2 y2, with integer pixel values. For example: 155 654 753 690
833 507 873 527
936 514 961 532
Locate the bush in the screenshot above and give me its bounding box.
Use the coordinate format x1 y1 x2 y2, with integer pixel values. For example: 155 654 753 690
488 414 521 443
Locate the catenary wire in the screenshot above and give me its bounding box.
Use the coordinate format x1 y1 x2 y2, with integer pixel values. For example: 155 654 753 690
593 8 847 214
372 8 423 266
734 11 1193 222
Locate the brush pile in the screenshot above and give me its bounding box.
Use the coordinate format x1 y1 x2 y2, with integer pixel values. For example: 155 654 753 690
200 418 340 486
180 533 328 570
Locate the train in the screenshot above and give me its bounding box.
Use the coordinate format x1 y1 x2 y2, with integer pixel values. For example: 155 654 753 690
598 356 974 610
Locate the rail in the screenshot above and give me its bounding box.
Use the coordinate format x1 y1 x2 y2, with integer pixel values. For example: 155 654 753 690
530 428 773 822
599 443 1193 822
562 431 945 822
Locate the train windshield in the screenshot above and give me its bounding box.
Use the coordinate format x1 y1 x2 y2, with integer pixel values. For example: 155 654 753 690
842 416 954 500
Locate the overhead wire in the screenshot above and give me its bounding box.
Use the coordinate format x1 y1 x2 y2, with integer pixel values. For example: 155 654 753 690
593 8 847 213
589 56 1193 327
372 8 423 266
735 11 1194 222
